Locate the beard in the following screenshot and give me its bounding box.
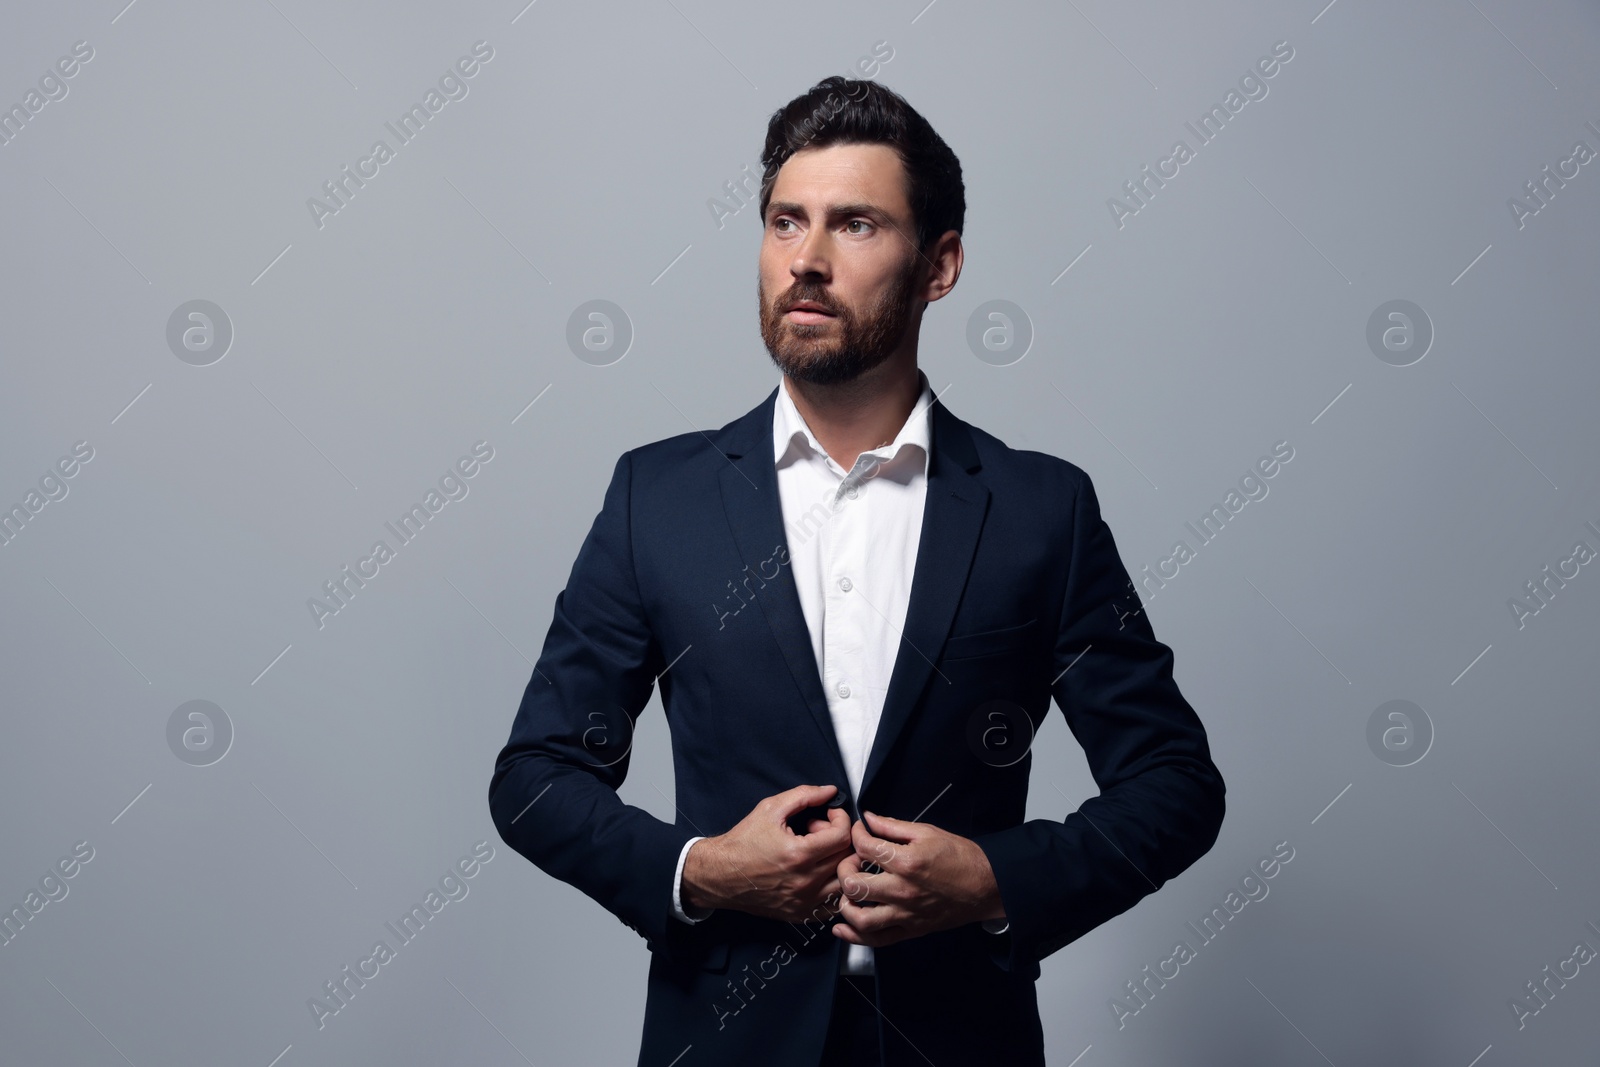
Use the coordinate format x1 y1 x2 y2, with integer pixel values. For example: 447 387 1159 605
759 259 920 386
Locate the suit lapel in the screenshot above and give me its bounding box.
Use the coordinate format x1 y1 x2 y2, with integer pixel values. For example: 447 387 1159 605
859 398 988 807
714 385 991 814
717 387 854 797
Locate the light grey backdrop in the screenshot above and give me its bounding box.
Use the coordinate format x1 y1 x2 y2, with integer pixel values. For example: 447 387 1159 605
3 0 1598 1064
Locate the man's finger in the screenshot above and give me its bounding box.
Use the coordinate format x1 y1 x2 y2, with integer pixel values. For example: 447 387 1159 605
836 892 909 933
838 872 872 906
831 922 867 946
850 817 902 871
822 805 856 838
842 923 909 949
836 852 869 897
845 868 913 908
860 809 919 844
769 783 838 820
832 920 903 948
795 811 854 858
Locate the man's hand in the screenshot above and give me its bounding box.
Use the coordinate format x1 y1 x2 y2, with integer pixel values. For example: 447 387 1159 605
831 810 1005 948
681 784 855 922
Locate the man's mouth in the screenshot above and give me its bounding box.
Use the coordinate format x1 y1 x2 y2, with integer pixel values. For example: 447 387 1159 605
785 301 836 323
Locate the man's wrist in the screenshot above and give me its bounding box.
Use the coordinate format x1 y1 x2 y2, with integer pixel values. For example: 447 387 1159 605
967 837 1006 923
672 837 715 923
680 835 721 914
976 886 1006 923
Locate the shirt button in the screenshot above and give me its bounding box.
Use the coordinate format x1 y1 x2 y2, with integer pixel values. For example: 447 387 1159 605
836 683 851 699
838 577 852 592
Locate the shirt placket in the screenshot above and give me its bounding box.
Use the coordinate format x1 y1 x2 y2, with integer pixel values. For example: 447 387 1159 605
823 454 877 798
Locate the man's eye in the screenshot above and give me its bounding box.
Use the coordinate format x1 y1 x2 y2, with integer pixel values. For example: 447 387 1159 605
846 220 871 234
774 218 795 232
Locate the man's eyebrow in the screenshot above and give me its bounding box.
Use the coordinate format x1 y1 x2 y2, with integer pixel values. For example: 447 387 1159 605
766 200 893 224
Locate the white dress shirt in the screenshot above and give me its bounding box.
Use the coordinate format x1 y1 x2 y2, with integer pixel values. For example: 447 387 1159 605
670 370 1008 975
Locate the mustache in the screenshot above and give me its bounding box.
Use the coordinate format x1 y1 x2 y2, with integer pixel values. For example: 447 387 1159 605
776 288 842 314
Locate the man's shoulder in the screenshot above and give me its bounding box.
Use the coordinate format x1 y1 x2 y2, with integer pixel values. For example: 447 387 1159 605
623 415 750 475
615 395 766 488
624 429 728 468
961 419 1093 499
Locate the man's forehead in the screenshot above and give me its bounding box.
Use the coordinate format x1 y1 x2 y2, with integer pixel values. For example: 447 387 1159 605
769 143 909 213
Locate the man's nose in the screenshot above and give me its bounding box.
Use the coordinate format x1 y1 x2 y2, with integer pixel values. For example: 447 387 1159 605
790 230 832 279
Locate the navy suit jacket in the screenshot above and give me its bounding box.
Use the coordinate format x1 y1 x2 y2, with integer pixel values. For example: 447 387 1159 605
488 385 1225 1066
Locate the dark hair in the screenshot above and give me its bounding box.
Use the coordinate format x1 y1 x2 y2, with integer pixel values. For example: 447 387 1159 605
758 76 964 256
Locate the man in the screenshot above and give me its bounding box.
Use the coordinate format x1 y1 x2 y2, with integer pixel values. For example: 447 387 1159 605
489 76 1225 1066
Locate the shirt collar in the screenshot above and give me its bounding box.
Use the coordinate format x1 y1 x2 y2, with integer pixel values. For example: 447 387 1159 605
773 368 934 476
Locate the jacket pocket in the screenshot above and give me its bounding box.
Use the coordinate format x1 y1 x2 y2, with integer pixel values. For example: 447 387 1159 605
649 935 731 973
941 617 1038 661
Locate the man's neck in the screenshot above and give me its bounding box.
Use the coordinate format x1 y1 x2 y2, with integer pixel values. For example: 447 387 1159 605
782 351 923 473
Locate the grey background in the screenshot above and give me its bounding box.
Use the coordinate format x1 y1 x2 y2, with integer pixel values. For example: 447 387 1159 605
2 0 1597 1063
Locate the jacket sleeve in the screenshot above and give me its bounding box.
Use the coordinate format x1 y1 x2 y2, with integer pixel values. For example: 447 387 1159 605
488 449 699 951
972 467 1226 975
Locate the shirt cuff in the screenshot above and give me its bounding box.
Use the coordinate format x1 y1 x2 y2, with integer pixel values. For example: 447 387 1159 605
671 836 715 923
981 918 1010 935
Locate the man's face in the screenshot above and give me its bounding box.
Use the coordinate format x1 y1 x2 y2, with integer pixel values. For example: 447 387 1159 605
758 142 924 385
